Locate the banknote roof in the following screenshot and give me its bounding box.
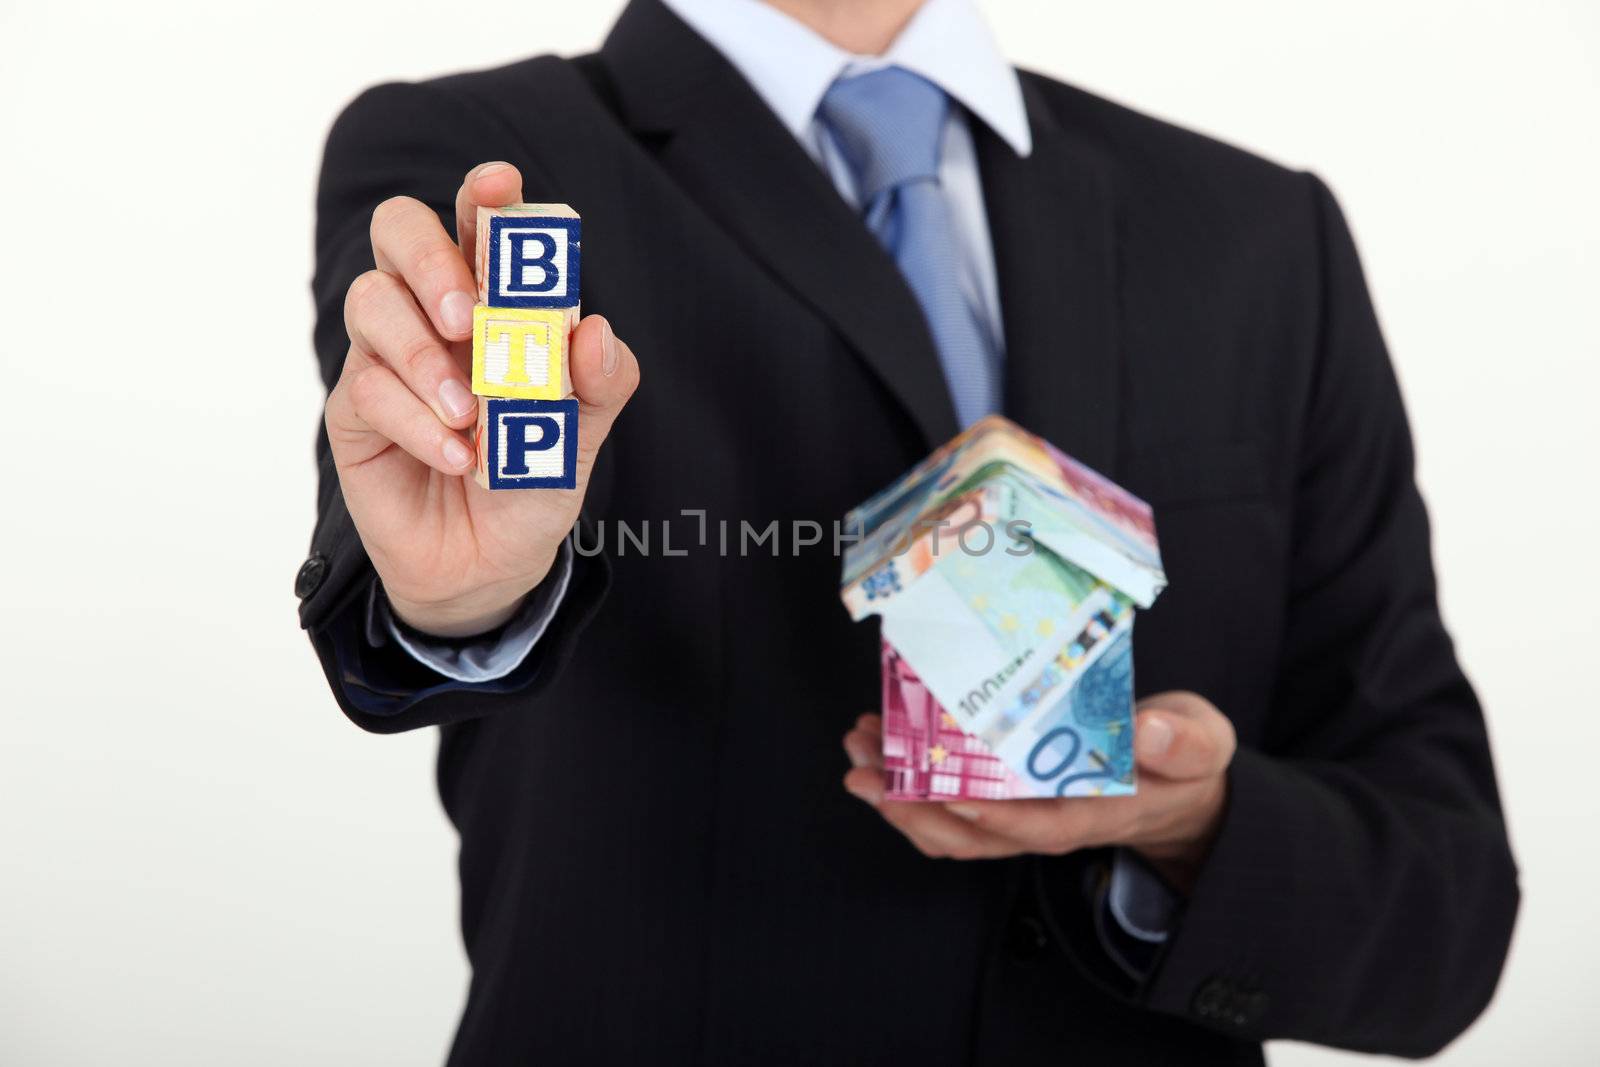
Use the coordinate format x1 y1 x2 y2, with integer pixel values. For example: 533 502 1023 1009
840 415 1167 618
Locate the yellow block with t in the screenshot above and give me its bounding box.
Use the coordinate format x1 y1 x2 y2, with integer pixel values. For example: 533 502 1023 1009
471 305 576 399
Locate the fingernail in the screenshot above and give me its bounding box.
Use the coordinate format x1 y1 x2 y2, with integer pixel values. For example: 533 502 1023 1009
845 741 871 769
600 318 619 377
439 378 475 421
440 291 475 337
947 804 981 821
475 161 510 180
1140 715 1174 758
442 436 473 470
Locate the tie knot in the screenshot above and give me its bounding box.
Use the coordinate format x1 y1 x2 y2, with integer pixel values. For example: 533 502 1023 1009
818 66 949 204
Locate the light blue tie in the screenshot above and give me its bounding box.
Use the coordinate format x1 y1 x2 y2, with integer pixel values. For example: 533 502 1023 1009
818 66 1000 429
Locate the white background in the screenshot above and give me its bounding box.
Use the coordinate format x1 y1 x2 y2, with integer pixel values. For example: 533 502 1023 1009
2 1 1596 1063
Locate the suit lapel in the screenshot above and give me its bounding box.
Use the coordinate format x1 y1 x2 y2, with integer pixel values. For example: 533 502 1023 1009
977 78 1122 477
600 0 960 449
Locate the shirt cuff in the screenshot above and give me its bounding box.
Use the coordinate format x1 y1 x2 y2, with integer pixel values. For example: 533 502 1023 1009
1094 848 1180 981
1108 848 1178 942
365 537 575 683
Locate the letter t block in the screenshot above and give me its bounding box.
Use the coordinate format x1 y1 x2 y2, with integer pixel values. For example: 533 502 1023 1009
472 305 576 399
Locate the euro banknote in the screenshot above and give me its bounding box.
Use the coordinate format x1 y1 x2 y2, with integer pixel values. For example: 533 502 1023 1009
841 417 1166 617
880 604 1137 800
878 542 1115 736
977 602 1138 797
881 642 1025 800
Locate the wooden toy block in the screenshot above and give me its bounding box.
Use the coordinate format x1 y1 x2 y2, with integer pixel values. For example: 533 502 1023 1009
476 203 581 309
474 396 579 490
471 304 576 400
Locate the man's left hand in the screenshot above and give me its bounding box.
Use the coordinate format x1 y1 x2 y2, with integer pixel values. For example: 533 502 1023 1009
842 691 1236 893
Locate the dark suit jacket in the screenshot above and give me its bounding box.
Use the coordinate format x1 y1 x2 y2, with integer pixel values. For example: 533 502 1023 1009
298 2 1519 1063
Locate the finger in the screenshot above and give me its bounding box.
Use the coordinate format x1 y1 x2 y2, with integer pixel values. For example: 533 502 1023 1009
944 795 1141 854
854 712 883 736
842 727 883 770
1134 695 1237 781
568 315 642 479
327 360 475 477
843 765 886 807
845 775 1018 860
369 195 478 341
344 270 476 429
324 349 386 468
454 161 524 266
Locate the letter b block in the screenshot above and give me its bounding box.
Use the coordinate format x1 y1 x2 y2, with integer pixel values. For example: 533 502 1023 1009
472 305 575 399
476 204 581 309
475 397 579 490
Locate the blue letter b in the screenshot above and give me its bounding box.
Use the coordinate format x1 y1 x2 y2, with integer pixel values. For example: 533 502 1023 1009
508 232 559 293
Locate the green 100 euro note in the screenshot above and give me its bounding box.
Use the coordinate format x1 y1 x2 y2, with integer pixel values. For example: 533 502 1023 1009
878 543 1115 737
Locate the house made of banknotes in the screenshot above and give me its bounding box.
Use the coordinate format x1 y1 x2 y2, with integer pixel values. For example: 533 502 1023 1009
839 416 1166 801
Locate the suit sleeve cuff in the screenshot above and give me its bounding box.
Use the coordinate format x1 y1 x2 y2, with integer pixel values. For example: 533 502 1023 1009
367 537 574 683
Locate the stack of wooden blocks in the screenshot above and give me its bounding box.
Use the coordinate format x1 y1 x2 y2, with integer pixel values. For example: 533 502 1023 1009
470 203 582 490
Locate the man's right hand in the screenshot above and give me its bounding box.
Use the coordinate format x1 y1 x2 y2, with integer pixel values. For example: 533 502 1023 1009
324 162 640 638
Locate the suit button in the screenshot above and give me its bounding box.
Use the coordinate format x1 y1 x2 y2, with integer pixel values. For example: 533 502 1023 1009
1192 976 1232 1020
1228 989 1268 1027
295 553 328 599
1006 913 1050 963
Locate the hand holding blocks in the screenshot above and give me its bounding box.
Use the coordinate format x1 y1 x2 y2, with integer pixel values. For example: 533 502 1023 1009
470 204 581 490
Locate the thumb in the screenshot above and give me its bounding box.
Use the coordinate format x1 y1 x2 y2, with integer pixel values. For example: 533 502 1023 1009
569 314 641 470
1134 691 1237 781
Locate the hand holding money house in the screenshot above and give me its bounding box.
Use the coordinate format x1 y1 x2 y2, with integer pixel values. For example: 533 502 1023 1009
839 416 1167 801
471 204 581 489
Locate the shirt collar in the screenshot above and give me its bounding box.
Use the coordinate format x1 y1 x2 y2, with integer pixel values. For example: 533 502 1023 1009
659 0 1033 158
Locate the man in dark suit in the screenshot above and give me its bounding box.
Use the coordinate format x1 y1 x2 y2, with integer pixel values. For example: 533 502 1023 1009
297 0 1519 1062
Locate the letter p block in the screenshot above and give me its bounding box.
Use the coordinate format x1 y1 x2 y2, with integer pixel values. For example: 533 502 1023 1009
475 397 579 490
